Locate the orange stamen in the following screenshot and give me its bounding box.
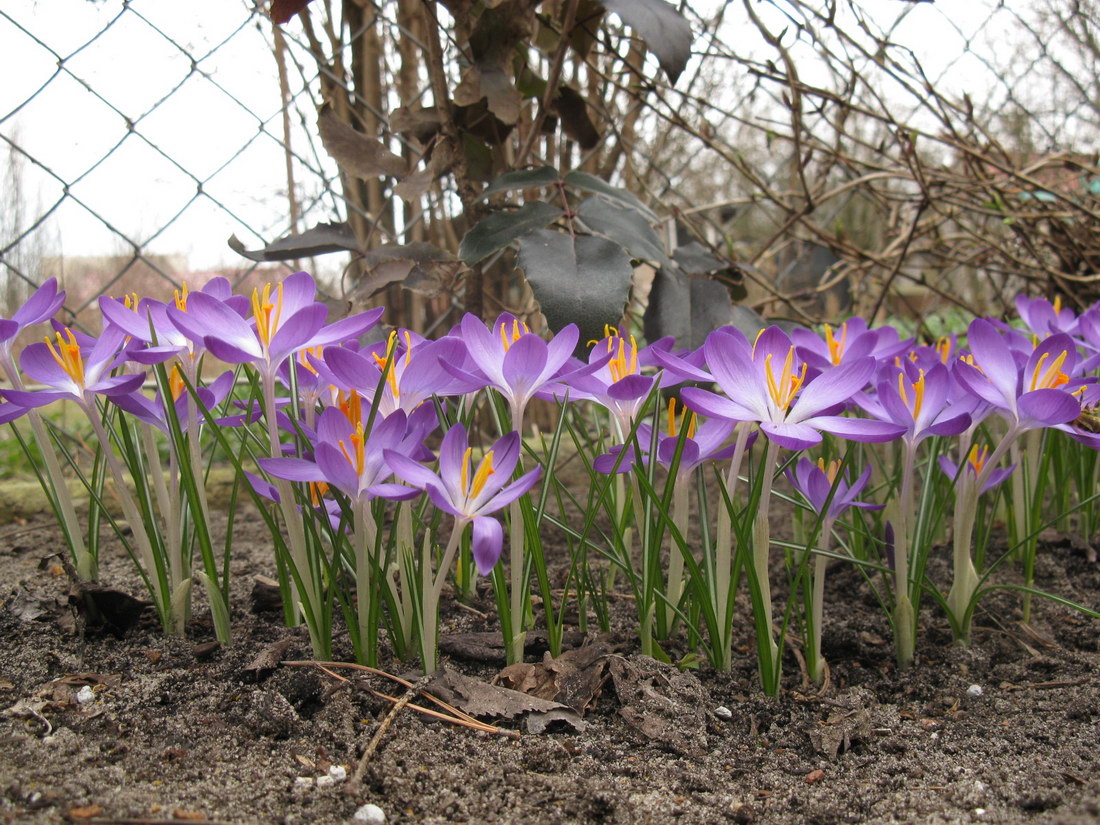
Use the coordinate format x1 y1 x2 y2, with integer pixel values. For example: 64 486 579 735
763 346 807 411
45 328 85 386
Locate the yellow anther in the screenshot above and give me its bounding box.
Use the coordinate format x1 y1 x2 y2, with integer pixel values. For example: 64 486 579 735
339 423 366 476
1053 295 1062 314
824 323 848 366
967 444 989 475
45 328 85 386
173 282 189 312
898 369 926 419
607 335 639 383
470 450 496 498
764 346 806 412
309 481 329 507
1030 350 1069 392
298 345 323 375
666 398 697 439
251 282 284 348
123 292 140 311
370 332 401 398
168 365 186 402
816 458 840 484
936 337 951 363
338 389 362 426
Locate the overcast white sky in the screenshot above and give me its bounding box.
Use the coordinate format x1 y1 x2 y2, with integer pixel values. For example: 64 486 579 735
0 0 1021 275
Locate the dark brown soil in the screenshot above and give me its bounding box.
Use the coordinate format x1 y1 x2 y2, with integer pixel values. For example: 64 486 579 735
1 509 1098 825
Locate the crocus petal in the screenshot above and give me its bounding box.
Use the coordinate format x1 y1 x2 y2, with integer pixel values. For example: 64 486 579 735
277 271 319 318
424 482 463 517
19 342 75 388
2 389 74 408
593 446 636 474
259 456 327 484
93 373 147 397
0 402 26 425
0 319 18 345
203 336 260 365
501 334 548 401
128 345 184 365
308 307 385 348
470 516 504 575
680 387 756 422
926 410 972 438
365 482 422 501
1018 388 1081 426
759 421 823 451
480 466 543 514
172 293 258 354
607 374 654 402
788 357 875 422
13 278 64 327
803 414 906 443
704 329 767 413
384 448 443 492
966 318 1019 402
267 304 328 364
460 313 507 385
313 442 361 497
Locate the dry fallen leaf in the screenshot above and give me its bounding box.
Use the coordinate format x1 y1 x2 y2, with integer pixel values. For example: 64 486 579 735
425 668 585 733
66 804 104 819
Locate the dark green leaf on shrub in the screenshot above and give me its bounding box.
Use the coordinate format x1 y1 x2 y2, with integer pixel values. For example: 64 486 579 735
517 229 633 347
460 201 564 265
481 166 561 200
597 0 693 83
576 197 669 266
562 171 657 220
552 86 600 149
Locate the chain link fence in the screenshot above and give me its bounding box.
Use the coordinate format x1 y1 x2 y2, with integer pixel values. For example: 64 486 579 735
1 0 1096 336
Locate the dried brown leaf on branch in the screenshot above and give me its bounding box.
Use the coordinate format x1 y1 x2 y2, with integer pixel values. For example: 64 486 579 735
317 107 408 180
269 0 313 25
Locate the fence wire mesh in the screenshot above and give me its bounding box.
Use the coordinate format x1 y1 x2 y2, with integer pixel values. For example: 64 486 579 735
1 0 1097 336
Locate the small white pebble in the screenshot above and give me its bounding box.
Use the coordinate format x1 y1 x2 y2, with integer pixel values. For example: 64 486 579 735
316 774 335 789
966 684 983 698
353 803 386 824
75 686 95 704
328 764 348 783
294 777 314 789
974 808 986 816
714 706 732 719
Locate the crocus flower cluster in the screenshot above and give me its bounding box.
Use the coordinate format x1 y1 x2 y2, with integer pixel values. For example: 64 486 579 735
2 274 1097 686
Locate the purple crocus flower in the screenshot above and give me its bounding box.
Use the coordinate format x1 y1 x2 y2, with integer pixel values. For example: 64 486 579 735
111 369 234 434
1015 294 1080 338
938 444 1015 494
99 278 249 365
953 319 1085 430
0 277 65 365
562 328 677 438
168 271 382 376
324 330 478 416
856 362 971 443
260 406 424 504
786 458 882 520
384 424 542 574
681 326 905 450
4 324 144 409
792 317 910 375
0 278 67 422
593 400 736 475
444 313 579 425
